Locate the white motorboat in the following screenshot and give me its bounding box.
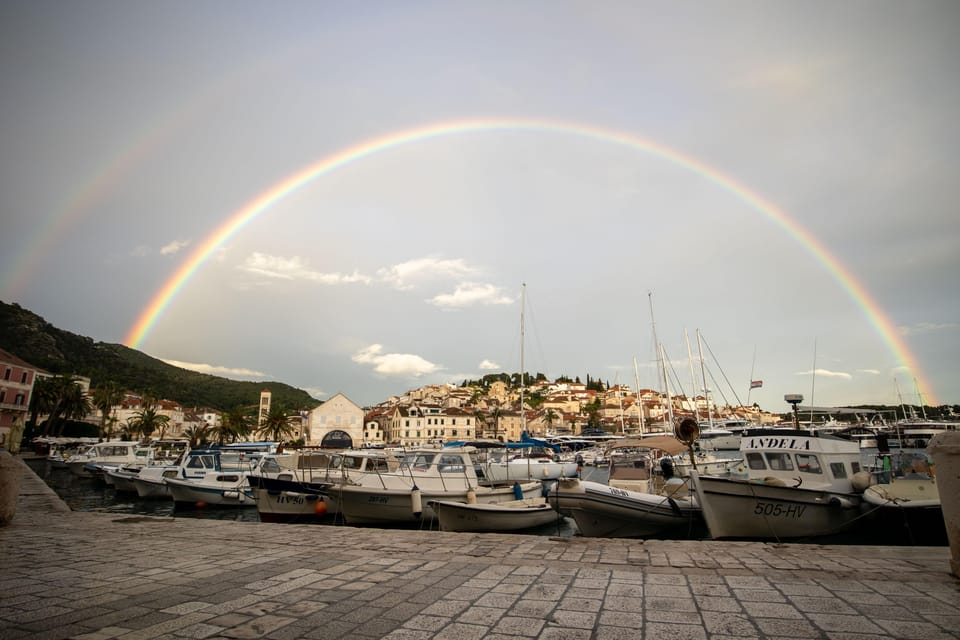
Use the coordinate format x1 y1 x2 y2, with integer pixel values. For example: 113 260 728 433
689 428 873 540
429 496 561 532
250 449 398 522
132 443 276 506
551 435 702 538
63 441 156 478
328 447 542 525
479 445 579 483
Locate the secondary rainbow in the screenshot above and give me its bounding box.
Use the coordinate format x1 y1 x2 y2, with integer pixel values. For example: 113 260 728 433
123 117 934 403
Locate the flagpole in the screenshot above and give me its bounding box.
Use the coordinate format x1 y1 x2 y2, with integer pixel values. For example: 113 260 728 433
747 345 757 405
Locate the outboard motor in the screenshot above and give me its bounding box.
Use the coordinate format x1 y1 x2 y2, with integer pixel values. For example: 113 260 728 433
659 457 675 481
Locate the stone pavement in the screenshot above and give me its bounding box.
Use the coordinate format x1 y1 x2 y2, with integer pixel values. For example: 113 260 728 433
1 457 957 640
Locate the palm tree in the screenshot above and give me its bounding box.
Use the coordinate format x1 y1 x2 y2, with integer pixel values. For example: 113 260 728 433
257 405 297 446
127 406 170 442
183 424 211 449
28 375 58 432
544 408 557 433
44 375 93 437
92 382 125 441
217 406 253 445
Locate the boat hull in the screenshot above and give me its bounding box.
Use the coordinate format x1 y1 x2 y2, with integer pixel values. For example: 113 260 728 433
691 472 862 540
164 477 256 507
551 478 702 538
429 498 560 532
332 482 542 525
248 475 337 522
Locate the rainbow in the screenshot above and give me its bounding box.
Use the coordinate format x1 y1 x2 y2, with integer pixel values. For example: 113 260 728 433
122 117 934 404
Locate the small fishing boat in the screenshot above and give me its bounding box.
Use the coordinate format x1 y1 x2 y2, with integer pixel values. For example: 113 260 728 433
860 452 946 545
429 496 560 532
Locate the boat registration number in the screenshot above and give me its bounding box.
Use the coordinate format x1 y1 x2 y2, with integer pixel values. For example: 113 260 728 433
753 502 806 518
608 487 630 498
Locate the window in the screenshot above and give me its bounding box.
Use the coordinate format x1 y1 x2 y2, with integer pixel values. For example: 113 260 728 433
20 372 27 384
829 462 848 479
438 454 466 473
15 394 24 406
764 452 794 471
746 452 766 470
0 391 5 404
3 369 10 380
795 454 822 474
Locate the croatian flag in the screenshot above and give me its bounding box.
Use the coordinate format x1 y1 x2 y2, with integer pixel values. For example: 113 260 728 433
750 380 763 389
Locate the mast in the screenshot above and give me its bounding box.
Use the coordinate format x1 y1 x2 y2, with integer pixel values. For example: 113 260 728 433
520 283 526 435
895 376 908 421
660 343 675 432
697 329 714 428
914 377 927 419
684 328 701 423
809 338 817 427
633 356 646 437
616 372 626 435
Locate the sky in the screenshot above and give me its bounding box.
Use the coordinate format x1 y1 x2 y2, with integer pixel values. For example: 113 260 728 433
2 1 958 412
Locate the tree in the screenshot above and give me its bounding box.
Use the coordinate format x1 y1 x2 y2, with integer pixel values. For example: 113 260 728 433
217 406 253 444
92 382 125 442
544 408 557 432
127 406 170 442
27 375 58 431
257 405 297 444
44 375 93 437
183 424 211 449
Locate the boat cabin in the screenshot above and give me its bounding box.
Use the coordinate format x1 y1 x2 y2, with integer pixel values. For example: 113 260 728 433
739 429 864 492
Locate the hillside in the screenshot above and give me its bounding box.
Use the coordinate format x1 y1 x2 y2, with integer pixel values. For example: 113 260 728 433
0 300 320 411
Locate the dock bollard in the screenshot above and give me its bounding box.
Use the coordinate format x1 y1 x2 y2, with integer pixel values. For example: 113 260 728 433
0 449 22 526
928 432 960 577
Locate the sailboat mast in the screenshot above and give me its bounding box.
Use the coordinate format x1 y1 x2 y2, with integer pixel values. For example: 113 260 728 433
697 329 714 428
633 356 646 437
809 338 817 426
914 377 927 419
520 283 526 435
660 343 675 431
684 328 700 423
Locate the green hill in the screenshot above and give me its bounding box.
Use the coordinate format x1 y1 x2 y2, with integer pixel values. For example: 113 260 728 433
0 300 320 411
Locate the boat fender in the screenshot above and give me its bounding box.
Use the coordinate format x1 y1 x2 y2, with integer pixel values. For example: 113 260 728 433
222 490 240 500
411 486 422 517
512 482 523 500
466 487 477 504
542 466 550 477
850 471 873 493
828 495 856 509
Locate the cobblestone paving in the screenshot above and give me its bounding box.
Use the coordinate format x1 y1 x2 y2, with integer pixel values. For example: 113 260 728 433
1 458 957 639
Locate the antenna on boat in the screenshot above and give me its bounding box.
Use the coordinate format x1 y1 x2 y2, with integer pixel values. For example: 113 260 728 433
785 394 804 429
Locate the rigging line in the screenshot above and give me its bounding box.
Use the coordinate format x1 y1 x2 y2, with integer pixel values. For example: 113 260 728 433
659 344 689 401
706 367 733 409
700 333 746 408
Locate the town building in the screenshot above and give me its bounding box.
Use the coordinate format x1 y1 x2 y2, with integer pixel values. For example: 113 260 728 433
0 348 40 453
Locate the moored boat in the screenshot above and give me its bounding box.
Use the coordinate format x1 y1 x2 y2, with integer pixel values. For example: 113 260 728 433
689 428 873 540
329 447 542 525
429 496 561 532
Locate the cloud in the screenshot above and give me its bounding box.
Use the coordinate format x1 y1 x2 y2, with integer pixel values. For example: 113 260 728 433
479 359 501 370
429 282 514 308
351 344 442 378
160 239 190 255
131 245 150 257
240 252 372 284
857 369 881 375
377 257 477 290
898 322 958 336
795 369 852 380
162 359 267 379
301 387 328 400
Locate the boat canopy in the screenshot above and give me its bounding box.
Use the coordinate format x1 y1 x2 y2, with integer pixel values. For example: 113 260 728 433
604 435 688 456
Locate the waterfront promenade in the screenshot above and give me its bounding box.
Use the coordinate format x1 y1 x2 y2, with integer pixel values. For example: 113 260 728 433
1 456 957 640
